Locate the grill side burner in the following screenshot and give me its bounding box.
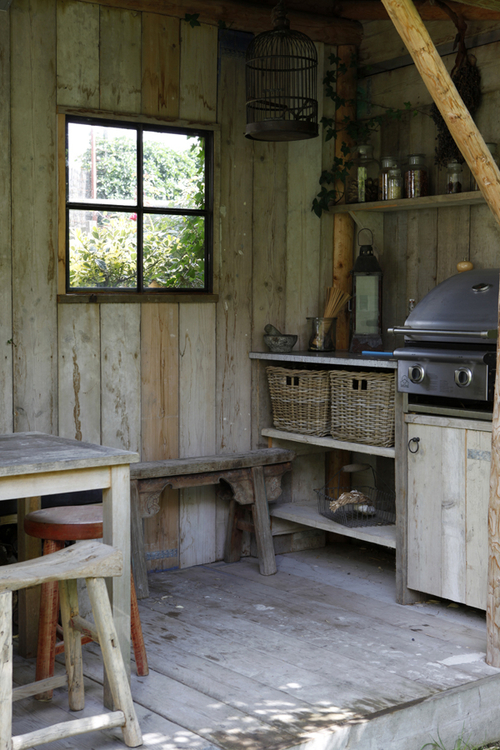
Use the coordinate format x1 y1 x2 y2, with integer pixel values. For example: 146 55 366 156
390 269 499 406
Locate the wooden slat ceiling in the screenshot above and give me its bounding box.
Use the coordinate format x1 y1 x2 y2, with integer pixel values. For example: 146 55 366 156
77 0 500 45
253 0 500 19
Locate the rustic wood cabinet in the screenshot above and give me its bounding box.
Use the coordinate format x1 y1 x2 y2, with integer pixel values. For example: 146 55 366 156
406 414 492 610
251 352 494 608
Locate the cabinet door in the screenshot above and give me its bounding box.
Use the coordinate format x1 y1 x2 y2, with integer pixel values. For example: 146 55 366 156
407 423 466 602
465 429 491 610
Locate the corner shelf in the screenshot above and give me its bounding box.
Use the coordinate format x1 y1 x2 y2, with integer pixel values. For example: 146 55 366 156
330 190 485 214
262 427 396 458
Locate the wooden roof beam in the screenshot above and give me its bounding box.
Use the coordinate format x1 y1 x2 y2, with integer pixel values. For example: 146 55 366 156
76 0 363 46
380 0 500 669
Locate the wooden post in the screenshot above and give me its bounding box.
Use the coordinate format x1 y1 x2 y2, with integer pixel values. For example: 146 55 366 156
380 0 500 665
327 45 357 489
333 44 356 353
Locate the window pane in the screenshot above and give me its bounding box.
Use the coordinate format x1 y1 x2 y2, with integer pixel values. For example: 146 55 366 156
143 214 205 289
143 131 205 210
68 122 137 205
68 210 137 289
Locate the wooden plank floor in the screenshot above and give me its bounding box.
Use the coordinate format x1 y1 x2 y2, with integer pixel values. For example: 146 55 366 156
11 539 500 750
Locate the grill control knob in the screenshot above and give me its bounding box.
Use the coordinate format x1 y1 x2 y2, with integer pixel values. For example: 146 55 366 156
408 364 425 384
454 367 472 388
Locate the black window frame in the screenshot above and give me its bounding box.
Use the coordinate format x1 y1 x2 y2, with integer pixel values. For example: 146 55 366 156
65 115 214 295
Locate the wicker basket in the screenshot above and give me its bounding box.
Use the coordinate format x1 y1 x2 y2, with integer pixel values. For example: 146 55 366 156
266 366 330 436
329 370 395 447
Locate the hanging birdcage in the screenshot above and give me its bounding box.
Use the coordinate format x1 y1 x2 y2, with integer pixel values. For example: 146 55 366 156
245 1 319 142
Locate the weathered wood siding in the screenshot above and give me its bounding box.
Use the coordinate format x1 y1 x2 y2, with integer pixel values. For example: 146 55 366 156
2 0 500 566
359 33 500 350
0 10 12 435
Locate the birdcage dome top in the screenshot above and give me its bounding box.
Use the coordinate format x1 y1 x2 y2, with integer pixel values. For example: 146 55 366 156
244 2 319 141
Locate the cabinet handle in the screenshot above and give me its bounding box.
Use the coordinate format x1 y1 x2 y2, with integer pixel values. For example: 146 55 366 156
408 437 420 454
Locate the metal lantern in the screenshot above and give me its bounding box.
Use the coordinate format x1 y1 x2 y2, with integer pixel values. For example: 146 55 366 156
245 0 319 142
350 230 384 353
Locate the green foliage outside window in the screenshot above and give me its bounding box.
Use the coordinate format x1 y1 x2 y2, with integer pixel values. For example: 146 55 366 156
67 124 209 291
69 214 205 289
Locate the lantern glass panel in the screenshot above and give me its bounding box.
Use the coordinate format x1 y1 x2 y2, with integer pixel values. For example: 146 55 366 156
354 275 380 334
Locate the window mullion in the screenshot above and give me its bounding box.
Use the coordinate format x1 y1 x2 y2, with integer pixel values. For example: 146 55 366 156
137 126 143 292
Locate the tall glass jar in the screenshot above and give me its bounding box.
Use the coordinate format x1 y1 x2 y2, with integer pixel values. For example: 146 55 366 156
405 153 428 198
379 156 398 200
474 142 498 190
387 166 403 199
347 144 379 204
447 160 463 194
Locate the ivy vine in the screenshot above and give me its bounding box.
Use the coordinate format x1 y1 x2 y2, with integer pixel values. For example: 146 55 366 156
312 52 418 217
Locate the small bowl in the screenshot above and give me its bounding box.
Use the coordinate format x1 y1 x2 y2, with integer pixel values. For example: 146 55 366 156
264 334 298 353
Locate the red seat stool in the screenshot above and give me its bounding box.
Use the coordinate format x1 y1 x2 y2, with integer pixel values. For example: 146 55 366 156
24 504 148 700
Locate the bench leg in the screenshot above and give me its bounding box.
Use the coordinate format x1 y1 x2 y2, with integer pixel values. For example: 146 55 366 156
224 499 246 564
250 466 277 576
130 481 149 600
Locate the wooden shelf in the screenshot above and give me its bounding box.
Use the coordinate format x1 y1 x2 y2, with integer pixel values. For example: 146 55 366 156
270 502 396 549
262 427 396 458
330 190 484 214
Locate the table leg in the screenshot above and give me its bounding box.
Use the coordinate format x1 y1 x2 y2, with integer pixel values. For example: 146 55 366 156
130 480 149 599
102 465 131 707
17 496 41 658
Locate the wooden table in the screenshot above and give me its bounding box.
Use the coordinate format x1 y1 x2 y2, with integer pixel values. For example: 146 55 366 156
0 432 139 671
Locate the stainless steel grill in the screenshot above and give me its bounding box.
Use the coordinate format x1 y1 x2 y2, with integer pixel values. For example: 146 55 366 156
390 268 499 408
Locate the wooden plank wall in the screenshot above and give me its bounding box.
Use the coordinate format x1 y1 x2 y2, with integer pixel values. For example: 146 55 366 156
11 0 58 435
0 10 12 435
4 0 500 570
358 31 500 351
1 0 334 569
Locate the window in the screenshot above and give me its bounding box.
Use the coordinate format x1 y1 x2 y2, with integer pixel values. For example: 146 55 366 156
65 116 213 293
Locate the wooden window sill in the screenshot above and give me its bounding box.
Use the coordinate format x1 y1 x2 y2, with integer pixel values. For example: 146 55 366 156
58 293 219 304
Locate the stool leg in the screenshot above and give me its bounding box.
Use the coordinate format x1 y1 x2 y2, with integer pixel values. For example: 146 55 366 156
59 579 84 711
86 577 142 748
130 572 148 677
0 591 13 750
35 539 65 700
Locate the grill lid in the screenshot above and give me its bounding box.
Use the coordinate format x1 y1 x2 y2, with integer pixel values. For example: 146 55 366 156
391 268 499 345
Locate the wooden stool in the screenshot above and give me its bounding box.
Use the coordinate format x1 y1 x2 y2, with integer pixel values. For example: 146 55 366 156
0 540 142 748
24 505 148 701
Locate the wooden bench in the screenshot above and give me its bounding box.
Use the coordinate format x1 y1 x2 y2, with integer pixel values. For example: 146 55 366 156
129 448 295 598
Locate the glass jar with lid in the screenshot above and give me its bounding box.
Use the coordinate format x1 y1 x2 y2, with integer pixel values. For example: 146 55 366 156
379 156 398 200
347 144 379 204
387 166 402 199
405 153 429 198
447 160 463 194
474 142 498 190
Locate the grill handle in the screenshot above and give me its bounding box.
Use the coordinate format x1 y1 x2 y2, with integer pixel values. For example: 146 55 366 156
388 327 498 339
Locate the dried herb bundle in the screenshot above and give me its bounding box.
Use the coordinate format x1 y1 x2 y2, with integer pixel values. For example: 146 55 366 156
430 2 481 167
431 55 481 167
